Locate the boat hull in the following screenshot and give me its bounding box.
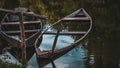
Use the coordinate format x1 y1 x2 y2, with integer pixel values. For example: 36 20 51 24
36 8 92 67
0 7 45 48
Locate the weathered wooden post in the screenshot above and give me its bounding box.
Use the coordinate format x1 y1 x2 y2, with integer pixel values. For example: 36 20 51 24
50 30 60 68
52 30 60 54
19 12 26 62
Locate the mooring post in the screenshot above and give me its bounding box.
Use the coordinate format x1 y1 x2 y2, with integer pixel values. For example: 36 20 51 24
19 12 26 62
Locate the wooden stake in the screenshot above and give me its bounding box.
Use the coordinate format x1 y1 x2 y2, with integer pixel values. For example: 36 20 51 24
50 30 60 68
51 30 60 54
19 12 26 61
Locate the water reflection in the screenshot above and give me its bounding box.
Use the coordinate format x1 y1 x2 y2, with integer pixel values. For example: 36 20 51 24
85 33 120 68
38 34 87 68
0 23 119 67
0 51 20 64
0 19 119 68
1 38 119 68
40 35 75 51
0 32 87 68
44 48 86 68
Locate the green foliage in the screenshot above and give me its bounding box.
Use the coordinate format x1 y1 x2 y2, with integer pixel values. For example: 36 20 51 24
0 0 119 43
0 0 5 8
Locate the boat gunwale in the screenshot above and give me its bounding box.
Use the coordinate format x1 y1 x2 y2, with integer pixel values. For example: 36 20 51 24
0 8 48 19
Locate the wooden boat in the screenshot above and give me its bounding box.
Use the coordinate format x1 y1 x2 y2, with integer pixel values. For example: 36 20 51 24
35 8 92 67
0 7 47 48
0 7 47 63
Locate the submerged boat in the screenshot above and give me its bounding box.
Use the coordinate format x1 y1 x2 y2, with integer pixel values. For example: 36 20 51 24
0 7 47 62
35 8 92 67
0 7 47 48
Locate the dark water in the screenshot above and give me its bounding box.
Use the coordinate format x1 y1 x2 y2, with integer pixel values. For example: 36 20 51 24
0 0 120 68
0 22 119 68
27 33 87 68
0 32 87 68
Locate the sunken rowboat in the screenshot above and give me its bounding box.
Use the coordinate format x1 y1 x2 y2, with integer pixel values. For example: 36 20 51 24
0 7 47 62
35 8 92 67
0 7 47 48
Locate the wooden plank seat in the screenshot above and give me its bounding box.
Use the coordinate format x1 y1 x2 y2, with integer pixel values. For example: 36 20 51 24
61 17 90 21
43 31 87 35
1 21 40 25
4 29 39 34
4 30 86 35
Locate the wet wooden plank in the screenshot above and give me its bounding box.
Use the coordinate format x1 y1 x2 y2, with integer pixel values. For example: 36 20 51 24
62 17 90 21
52 30 60 54
4 30 86 35
36 48 41 56
1 21 40 25
19 12 26 61
43 31 86 35
4 29 39 34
